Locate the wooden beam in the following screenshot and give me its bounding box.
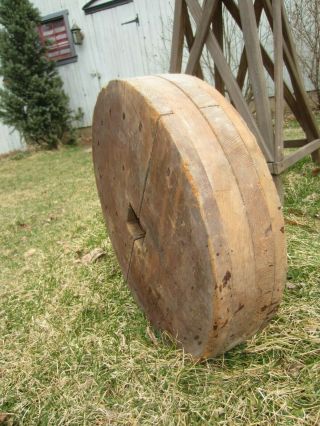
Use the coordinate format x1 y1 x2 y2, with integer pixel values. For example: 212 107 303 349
284 139 308 149
212 1 224 95
184 3 204 79
263 0 320 143
277 139 320 173
239 0 274 151
223 0 306 138
280 2 320 164
185 0 220 75
233 1 263 90
272 0 284 193
170 0 186 73
260 48 304 128
185 0 273 161
272 0 284 164
236 49 248 91
223 0 315 172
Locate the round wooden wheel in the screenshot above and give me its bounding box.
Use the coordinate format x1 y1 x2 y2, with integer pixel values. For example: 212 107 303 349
92 74 287 358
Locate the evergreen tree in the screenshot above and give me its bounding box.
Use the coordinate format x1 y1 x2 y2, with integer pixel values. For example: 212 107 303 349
0 0 75 149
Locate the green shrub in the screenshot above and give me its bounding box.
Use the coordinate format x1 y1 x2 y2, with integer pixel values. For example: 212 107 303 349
0 0 77 149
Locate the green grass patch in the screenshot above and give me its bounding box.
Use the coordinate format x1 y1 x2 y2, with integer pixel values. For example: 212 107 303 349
0 146 319 425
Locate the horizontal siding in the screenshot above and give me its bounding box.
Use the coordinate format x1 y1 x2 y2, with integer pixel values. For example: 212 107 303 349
32 0 175 127
1 0 175 154
0 126 24 155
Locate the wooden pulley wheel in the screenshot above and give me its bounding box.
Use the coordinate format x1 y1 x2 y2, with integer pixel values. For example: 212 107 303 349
92 74 287 359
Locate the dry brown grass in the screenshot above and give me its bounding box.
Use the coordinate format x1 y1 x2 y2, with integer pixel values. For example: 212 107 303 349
0 147 319 425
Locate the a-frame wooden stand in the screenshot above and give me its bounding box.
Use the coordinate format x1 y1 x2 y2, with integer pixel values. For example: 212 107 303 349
170 0 320 195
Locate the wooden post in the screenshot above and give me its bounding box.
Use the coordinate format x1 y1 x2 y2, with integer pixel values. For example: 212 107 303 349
185 5 204 79
185 0 272 161
236 1 263 91
212 0 224 95
239 0 274 156
280 3 320 164
168 0 320 193
272 0 284 202
185 0 219 75
170 0 186 73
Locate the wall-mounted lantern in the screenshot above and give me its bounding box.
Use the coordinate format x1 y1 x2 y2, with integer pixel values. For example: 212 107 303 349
71 24 84 45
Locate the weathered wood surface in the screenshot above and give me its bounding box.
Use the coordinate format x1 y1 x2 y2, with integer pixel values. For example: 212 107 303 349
169 0 320 178
169 0 185 73
239 0 274 151
212 0 224 95
92 75 287 358
185 0 219 75
185 0 273 162
271 0 284 200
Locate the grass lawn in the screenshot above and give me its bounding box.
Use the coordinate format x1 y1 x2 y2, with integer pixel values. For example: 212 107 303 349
0 146 319 425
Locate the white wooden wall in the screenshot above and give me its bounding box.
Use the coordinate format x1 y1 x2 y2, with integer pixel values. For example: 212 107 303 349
0 78 25 154
33 0 174 127
0 0 313 154
0 0 174 154
0 126 24 155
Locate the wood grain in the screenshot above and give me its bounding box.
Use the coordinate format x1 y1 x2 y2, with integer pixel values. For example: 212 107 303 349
92 74 287 358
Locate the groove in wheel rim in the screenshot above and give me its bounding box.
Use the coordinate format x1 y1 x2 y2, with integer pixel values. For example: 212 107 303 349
92 74 287 358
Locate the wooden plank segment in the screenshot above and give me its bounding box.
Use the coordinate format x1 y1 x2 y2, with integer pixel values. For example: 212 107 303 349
185 0 220 75
272 0 284 164
212 0 225 95
92 80 171 279
280 2 320 163
260 48 305 129
239 0 274 155
185 0 273 161
162 74 279 346
232 0 264 91
148 75 254 355
169 0 186 73
236 48 248 91
284 139 308 148
263 1 320 143
184 2 204 79
272 0 284 209
276 139 320 173
223 0 307 144
184 77 286 328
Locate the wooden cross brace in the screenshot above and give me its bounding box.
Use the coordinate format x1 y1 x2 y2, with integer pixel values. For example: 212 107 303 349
169 0 320 177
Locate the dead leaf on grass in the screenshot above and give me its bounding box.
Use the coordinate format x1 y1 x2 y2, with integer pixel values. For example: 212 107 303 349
24 248 36 258
146 326 158 346
81 248 105 264
45 215 57 223
303 192 320 202
0 413 14 425
311 167 320 177
213 407 225 417
17 221 30 229
285 218 300 226
286 282 297 290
